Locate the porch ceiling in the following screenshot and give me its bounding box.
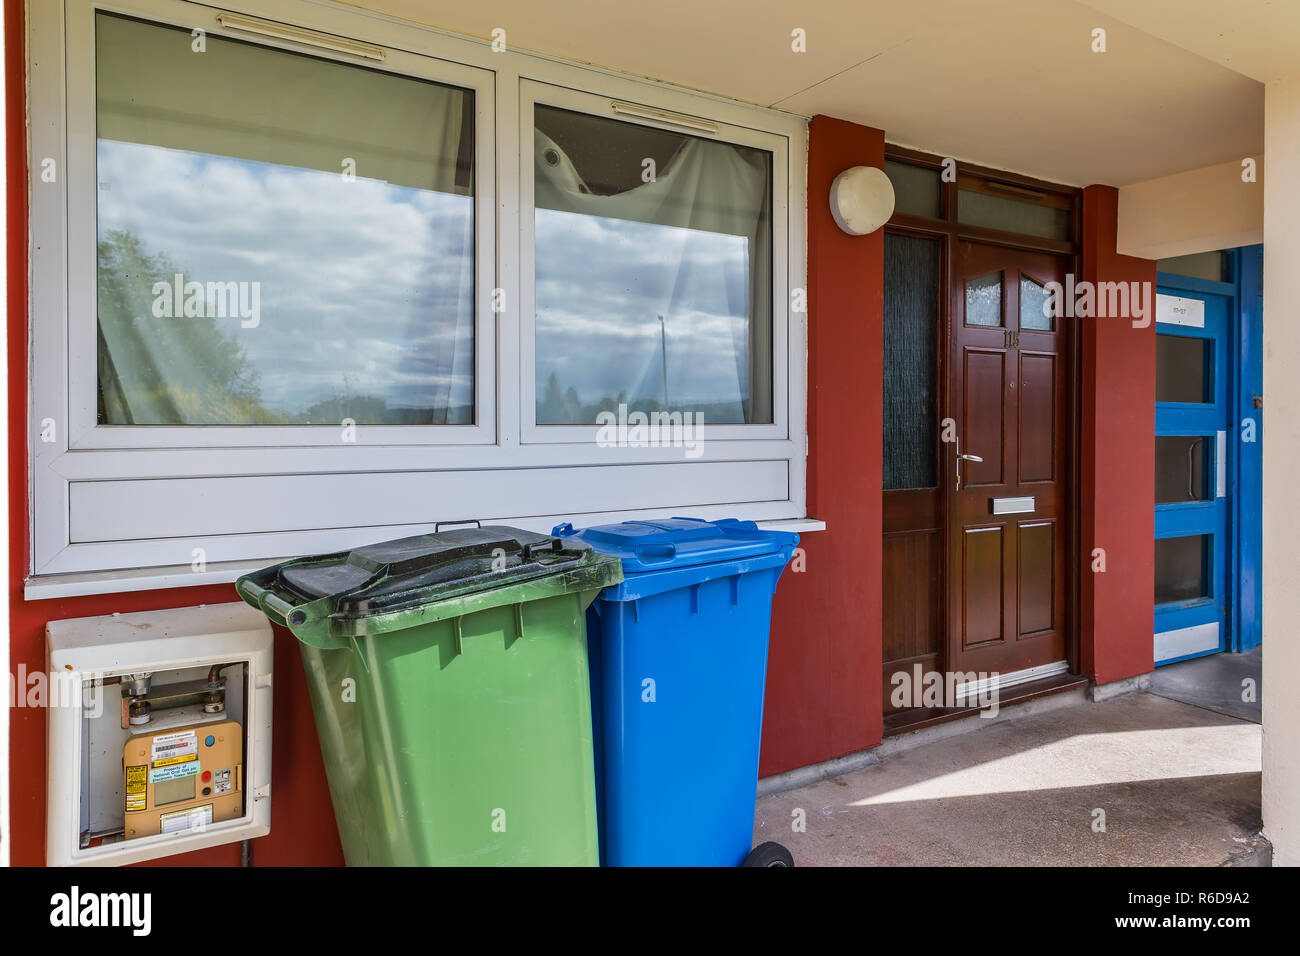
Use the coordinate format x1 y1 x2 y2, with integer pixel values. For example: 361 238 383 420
344 0 1266 187
1081 0 1300 85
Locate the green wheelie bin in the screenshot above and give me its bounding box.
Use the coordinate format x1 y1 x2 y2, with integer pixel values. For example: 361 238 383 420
235 524 622 866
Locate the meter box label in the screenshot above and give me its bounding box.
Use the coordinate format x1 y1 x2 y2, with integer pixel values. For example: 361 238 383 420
149 762 200 784
212 768 235 795
124 766 147 812
151 730 198 767
159 804 214 834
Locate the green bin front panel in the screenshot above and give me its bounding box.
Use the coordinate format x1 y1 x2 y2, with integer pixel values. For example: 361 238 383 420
300 591 598 866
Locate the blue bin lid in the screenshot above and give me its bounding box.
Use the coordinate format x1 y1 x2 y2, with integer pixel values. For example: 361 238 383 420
551 517 797 574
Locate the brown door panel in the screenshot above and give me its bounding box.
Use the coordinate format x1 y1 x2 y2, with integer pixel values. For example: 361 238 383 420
962 350 1007 488
1017 352 1056 484
882 491 944 713
1017 520 1056 636
962 525 1005 649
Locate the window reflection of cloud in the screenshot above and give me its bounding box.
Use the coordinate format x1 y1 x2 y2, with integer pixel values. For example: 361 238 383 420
534 209 751 409
97 140 474 417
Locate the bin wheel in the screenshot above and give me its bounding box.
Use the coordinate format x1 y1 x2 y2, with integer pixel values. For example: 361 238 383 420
743 841 794 867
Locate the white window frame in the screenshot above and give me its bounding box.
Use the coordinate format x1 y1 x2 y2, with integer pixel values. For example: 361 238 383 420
62 0 498 452
27 0 810 593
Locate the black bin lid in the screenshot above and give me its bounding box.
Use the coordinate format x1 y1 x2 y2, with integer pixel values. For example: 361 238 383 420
276 525 591 617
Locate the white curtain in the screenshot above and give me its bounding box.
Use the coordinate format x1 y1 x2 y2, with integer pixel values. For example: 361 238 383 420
96 14 467 193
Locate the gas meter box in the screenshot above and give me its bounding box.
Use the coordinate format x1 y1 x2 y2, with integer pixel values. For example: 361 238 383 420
123 718 243 838
45 603 273 867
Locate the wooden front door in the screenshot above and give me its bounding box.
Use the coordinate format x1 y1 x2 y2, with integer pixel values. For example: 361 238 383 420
946 241 1068 676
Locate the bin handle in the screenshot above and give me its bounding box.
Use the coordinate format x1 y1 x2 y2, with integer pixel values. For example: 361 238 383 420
634 543 677 564
235 578 287 625
236 578 304 627
435 519 481 532
262 591 303 626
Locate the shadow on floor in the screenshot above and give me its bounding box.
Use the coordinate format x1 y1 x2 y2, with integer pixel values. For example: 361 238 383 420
755 692 1262 866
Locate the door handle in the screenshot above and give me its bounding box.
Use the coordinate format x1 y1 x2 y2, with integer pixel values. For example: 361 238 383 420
955 437 983 491
1216 430 1226 498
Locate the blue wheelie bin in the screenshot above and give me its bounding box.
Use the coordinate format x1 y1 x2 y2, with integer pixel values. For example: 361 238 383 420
551 517 799 867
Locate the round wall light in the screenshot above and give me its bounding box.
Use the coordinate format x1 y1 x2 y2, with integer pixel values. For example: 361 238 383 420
829 165 895 236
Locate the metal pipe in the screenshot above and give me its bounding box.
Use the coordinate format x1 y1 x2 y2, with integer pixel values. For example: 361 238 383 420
206 662 235 685
658 315 669 409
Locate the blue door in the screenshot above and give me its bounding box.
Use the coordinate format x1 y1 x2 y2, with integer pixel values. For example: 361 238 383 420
1154 278 1231 664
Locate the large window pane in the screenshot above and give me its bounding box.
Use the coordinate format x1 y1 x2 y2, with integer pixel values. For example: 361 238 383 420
95 13 475 425
883 233 939 489
533 104 773 425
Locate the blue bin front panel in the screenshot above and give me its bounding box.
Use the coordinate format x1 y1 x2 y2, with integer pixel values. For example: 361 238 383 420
592 565 781 867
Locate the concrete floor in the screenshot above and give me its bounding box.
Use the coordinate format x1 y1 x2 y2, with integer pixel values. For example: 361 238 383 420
1148 647 1262 723
754 691 1262 866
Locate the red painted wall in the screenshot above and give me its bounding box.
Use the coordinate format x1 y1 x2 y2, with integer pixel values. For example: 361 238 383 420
4 0 345 866
759 116 884 776
1079 185 1156 684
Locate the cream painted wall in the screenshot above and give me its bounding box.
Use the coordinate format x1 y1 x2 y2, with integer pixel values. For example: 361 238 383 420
1262 74 1300 867
1116 158 1263 260
350 0 1262 187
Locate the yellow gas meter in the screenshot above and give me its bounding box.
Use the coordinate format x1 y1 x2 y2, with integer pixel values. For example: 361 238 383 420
118 666 245 840
124 719 244 838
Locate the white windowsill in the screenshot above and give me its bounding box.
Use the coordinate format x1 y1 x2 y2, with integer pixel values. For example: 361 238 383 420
753 518 827 534
23 518 828 600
